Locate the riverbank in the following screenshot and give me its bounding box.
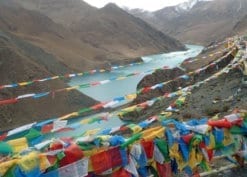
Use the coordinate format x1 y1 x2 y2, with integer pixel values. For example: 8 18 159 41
120 43 242 121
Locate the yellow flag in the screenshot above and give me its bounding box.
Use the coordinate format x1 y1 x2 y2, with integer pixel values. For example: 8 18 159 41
0 159 18 176
84 128 100 136
116 76 126 80
160 111 172 117
169 143 180 159
59 112 79 120
188 148 197 169
178 96 186 103
142 126 165 141
188 148 204 169
97 135 111 141
142 126 162 137
121 105 137 112
7 138 28 153
129 124 142 134
81 118 90 124
39 154 51 172
223 129 233 146
18 152 39 172
99 69 106 72
207 132 216 149
125 94 137 100
18 82 29 86
51 76 59 79
66 86 79 91
176 90 183 96
175 150 187 171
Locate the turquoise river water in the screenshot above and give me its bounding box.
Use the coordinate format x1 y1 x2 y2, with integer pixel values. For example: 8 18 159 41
45 44 204 139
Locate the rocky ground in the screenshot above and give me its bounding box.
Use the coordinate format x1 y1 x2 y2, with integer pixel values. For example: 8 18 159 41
178 66 247 120
119 41 247 176
208 167 247 177
121 44 242 122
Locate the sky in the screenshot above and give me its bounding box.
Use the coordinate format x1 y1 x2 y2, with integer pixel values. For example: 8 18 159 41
83 0 190 11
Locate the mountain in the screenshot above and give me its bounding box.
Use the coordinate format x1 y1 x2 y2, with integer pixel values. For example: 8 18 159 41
0 0 98 130
0 0 110 71
71 3 185 60
128 0 247 45
234 14 247 34
0 0 185 130
0 30 97 131
175 0 213 12
10 0 96 28
8 0 185 70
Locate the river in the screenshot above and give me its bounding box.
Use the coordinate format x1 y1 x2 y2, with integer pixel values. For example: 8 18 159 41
69 45 203 102
45 44 203 138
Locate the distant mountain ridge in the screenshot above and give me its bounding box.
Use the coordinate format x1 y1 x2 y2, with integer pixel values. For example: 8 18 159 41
10 0 96 28
128 0 247 45
175 0 213 12
7 0 185 71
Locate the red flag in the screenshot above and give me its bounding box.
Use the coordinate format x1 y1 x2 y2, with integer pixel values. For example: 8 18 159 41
91 103 105 110
91 150 112 174
208 118 232 128
60 144 84 167
156 162 172 177
141 87 152 94
0 98 18 106
109 147 122 168
141 140 154 159
112 168 131 177
42 124 53 134
0 133 7 141
182 133 194 144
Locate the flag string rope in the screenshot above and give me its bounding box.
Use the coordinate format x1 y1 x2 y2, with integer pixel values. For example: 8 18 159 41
0 45 237 106
0 39 231 90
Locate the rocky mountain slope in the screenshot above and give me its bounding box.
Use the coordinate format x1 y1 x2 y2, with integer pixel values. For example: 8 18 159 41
128 0 247 45
234 14 247 34
0 0 106 71
4 0 185 71
0 30 97 131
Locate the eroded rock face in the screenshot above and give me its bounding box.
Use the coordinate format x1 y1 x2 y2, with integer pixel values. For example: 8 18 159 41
137 67 186 89
135 68 186 103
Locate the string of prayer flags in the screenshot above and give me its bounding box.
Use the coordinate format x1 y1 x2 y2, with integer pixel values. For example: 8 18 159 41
0 46 238 107
0 110 246 177
0 47 242 142
0 39 231 91
0 62 145 90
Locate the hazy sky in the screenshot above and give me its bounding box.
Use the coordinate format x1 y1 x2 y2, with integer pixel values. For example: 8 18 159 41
84 0 190 11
